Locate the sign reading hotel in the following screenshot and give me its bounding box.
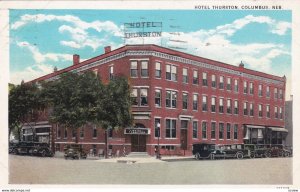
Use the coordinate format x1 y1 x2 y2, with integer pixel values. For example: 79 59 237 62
124 22 162 38
124 128 151 135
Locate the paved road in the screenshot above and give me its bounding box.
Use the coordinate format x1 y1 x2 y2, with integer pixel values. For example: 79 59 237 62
9 155 292 185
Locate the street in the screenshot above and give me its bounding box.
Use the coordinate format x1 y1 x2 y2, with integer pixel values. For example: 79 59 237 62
9 155 292 185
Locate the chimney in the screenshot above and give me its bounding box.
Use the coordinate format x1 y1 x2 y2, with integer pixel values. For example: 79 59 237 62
104 46 111 54
73 54 80 65
239 61 244 68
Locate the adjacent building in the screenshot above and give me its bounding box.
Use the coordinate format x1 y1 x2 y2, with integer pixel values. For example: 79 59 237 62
25 44 288 156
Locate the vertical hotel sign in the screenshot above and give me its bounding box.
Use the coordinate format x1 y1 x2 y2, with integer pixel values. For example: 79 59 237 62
123 22 162 43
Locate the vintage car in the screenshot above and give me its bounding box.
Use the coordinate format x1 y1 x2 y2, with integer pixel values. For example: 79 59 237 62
64 144 87 160
32 143 53 157
265 144 292 157
192 143 225 160
10 141 53 157
218 144 251 159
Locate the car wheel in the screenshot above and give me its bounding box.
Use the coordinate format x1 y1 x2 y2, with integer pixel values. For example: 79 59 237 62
195 153 201 160
236 152 244 159
265 151 271 158
285 152 290 157
13 149 18 155
249 151 255 159
41 150 46 157
210 154 215 160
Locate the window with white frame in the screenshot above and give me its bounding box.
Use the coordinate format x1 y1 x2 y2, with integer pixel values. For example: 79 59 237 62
274 88 278 99
202 95 208 112
266 86 270 98
202 122 207 139
234 100 239 115
227 99 232 114
258 84 263 96
183 68 188 83
130 61 138 77
155 89 161 107
234 124 238 140
182 93 188 110
227 77 232 90
109 65 114 80
234 79 238 92
211 122 216 139
193 70 198 84
193 121 198 139
155 62 161 78
202 72 208 86
250 103 254 116
211 74 216 88
211 97 216 112
193 94 198 111
219 123 224 139
266 105 270 118
166 119 176 138
280 107 283 119
226 123 231 139
250 82 254 94
141 61 149 77
259 104 263 117
244 102 248 115
279 89 283 99
155 118 161 138
243 81 248 94
219 76 224 89
219 98 224 113
275 106 278 119
131 88 138 106
171 65 177 81
166 90 177 108
140 89 148 106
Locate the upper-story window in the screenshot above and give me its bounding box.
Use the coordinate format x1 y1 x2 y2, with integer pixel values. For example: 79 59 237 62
109 65 114 80
266 86 270 98
131 89 138 106
211 97 216 112
193 121 198 139
80 126 84 138
202 122 207 139
193 94 198 111
211 74 216 88
166 90 177 108
155 62 161 78
166 119 176 138
219 123 224 139
182 93 188 110
275 106 278 118
234 124 238 140
155 89 161 107
250 103 254 116
249 82 254 95
202 95 207 112
193 70 198 85
234 100 239 115
258 84 263 97
141 61 149 77
280 107 283 119
219 76 224 89
211 122 216 139
274 88 278 99
234 79 238 92
227 99 232 114
166 64 177 81
227 77 232 91
140 89 148 106
93 126 97 138
202 72 208 86
64 127 68 139
258 104 263 117
131 88 148 106
226 123 231 140
130 61 138 77
243 102 248 115
183 68 188 83
243 81 248 94
266 105 270 118
219 98 224 113
279 89 283 99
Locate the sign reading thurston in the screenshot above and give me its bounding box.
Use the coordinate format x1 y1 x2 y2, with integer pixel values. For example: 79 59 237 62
124 128 151 135
124 22 162 39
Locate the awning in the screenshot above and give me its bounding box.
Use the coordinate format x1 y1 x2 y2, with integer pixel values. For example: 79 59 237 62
245 125 265 129
268 127 288 132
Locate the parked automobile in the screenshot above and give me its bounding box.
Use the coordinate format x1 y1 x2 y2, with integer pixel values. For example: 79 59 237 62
10 141 53 157
221 144 251 159
64 144 87 160
32 143 53 157
265 144 292 157
192 143 225 160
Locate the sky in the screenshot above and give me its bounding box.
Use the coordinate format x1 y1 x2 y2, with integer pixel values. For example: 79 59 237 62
9 9 292 98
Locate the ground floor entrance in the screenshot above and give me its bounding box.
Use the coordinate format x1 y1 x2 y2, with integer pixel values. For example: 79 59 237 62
131 135 147 152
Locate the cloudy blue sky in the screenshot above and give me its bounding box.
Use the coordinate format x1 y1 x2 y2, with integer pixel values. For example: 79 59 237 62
9 9 291 96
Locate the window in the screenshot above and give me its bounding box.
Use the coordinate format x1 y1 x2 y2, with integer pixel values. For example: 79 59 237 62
274 88 278 99
57 127 61 138
202 122 207 139
166 65 177 81
202 72 208 86
202 95 207 112
219 98 224 113
280 107 283 119
266 105 270 118
234 79 238 92
275 106 278 119
250 103 254 116
93 126 97 138
234 100 239 115
243 81 248 94
131 89 138 106
234 124 238 140
140 89 148 106
155 62 161 78
249 82 254 94
211 74 216 88
155 118 161 138
182 93 188 110
211 97 216 112
109 66 114 80
219 123 224 139
166 90 177 108
166 119 176 138
227 77 231 90
226 123 231 139
108 128 113 138
166 65 171 80
183 68 188 83
258 84 263 96
64 127 68 139
130 61 138 77
219 76 224 89
266 86 270 98
279 89 283 99
80 127 84 138
193 121 198 139
259 104 263 117
193 94 198 111
227 99 232 114
155 89 161 107
193 70 198 84
141 61 149 77
211 122 216 139
243 102 248 115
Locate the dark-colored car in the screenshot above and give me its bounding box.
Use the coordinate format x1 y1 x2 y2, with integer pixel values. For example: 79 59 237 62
64 144 87 160
10 141 53 157
32 143 53 157
220 144 251 159
265 145 292 157
192 143 225 160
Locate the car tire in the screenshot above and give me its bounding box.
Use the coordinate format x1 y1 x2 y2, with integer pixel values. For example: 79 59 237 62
210 154 215 160
195 153 201 160
285 152 290 157
265 151 271 158
41 150 46 157
249 151 255 159
236 152 244 159
13 149 18 155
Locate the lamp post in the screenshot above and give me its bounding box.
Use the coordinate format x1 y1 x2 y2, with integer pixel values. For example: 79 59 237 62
156 122 161 159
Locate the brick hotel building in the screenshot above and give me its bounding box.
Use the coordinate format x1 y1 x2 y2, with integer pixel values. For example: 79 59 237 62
24 44 288 156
